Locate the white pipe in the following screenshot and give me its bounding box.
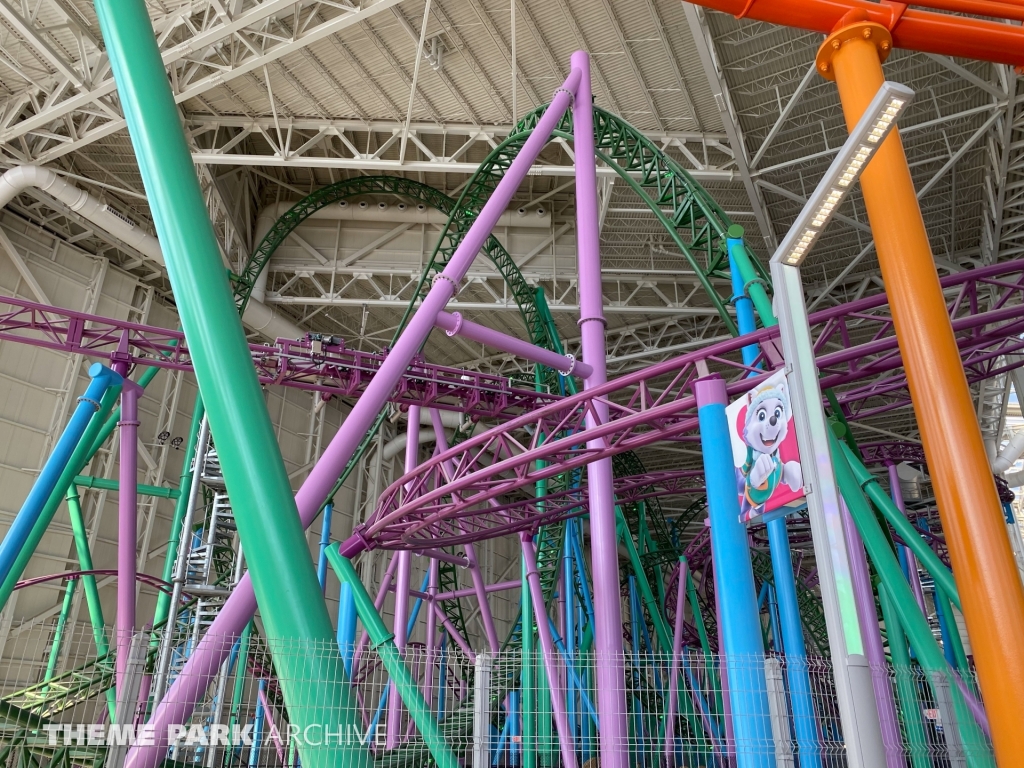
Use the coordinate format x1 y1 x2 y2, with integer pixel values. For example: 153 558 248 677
0 165 304 341
993 431 1024 474
381 410 465 461
1004 470 1024 488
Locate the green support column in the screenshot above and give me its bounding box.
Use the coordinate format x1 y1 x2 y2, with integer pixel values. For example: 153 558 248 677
327 547 459 768
726 227 775 327
0 385 121 609
42 577 77 687
877 582 930 768
228 619 254 765
66 486 116 718
831 434 993 768
90 0 366 765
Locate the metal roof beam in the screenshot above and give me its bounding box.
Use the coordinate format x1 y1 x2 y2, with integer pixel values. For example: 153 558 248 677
683 3 777 250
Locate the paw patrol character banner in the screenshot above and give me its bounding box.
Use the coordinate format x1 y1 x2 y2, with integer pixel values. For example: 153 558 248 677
726 370 805 525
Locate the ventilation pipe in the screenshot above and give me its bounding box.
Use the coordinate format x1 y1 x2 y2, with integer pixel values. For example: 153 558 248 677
992 432 1024 476
382 410 465 462
0 166 303 341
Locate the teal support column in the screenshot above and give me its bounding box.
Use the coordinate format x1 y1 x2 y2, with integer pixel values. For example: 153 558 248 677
67 485 116 718
0 364 121 600
0 383 121 610
729 226 819 767
42 576 77 687
71 476 179 498
694 374 775 768
90 0 366 765
876 583 931 768
831 434 993 768
327 546 459 768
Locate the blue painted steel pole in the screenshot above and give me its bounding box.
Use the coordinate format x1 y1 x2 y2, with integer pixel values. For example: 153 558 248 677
727 230 761 369
730 228 820 767
0 363 120 587
766 521 823 768
695 374 776 768
249 679 266 768
337 582 356 679
317 502 333 593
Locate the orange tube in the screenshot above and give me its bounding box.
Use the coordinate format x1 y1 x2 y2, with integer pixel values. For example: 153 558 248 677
692 0 1024 66
906 0 1024 23
818 22 1024 766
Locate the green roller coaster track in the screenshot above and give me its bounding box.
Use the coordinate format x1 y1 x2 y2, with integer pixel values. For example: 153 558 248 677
226 102 779 654
1 102 803 764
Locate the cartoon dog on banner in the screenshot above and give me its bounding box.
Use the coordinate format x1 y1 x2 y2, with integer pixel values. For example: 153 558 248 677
730 371 804 522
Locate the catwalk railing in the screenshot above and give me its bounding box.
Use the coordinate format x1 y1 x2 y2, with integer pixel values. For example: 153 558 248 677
0 628 994 768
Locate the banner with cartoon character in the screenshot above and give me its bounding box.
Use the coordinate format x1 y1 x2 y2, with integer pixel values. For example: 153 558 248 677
726 369 805 524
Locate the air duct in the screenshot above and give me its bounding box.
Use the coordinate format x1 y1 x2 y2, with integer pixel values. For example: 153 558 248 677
0 165 303 341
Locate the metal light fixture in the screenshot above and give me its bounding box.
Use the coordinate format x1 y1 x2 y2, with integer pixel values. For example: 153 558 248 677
773 81 914 267
769 79 917 767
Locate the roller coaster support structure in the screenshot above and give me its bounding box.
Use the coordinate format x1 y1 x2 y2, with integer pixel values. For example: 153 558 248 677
125 61 582 768
816 18 1024 764
729 226 821 768
571 50 630 768
695 374 774 768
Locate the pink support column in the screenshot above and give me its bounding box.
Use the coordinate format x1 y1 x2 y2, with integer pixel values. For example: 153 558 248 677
422 557 438 708
887 464 928 613
427 408 501 653
123 66 581 768
116 376 143 695
570 49 629 768
387 405 420 748
521 533 577 768
664 559 689 763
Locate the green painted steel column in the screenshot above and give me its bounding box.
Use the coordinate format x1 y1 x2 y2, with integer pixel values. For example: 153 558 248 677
71 476 179 498
831 434 993 768
152 399 204 631
877 582 930 768
42 577 77 686
839 441 961 610
0 385 121 609
327 546 459 768
66 485 116 717
616 509 671 651
726 227 775 327
228 618 254 761
90 1 366 765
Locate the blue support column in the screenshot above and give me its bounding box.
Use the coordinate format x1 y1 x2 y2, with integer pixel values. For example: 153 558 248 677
727 233 760 369
0 363 120 587
695 374 776 768
337 582 356 678
729 230 820 768
766 520 823 768
317 502 333 593
249 679 266 768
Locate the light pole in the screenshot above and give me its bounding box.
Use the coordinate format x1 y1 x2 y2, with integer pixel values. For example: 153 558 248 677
770 81 913 768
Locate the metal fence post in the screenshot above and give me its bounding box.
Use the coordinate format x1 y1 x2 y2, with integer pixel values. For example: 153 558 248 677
473 652 493 768
765 656 795 768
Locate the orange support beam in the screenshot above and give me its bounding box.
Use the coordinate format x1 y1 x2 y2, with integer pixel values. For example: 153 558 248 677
690 0 1024 67
815 18 1024 766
